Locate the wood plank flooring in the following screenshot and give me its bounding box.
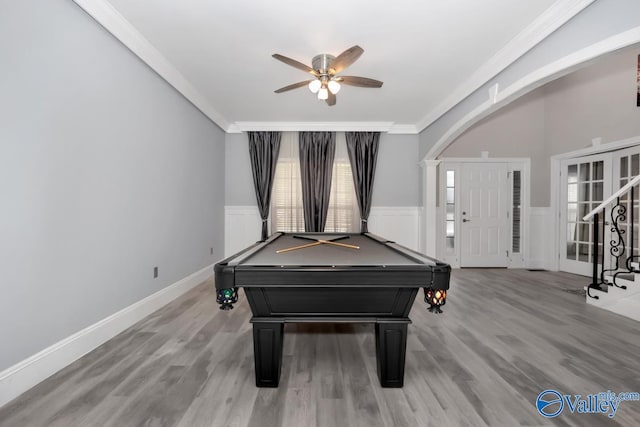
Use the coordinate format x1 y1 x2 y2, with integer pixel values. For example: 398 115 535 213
1 269 639 426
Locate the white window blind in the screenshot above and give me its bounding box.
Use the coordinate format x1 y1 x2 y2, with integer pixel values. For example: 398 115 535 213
270 132 358 233
271 132 304 232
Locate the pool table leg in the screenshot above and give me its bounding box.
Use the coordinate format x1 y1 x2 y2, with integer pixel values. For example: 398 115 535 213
375 321 408 387
252 322 284 387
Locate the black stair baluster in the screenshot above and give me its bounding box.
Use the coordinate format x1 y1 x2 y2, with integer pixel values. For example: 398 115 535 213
627 186 636 271
599 207 607 287
607 197 628 289
588 211 600 299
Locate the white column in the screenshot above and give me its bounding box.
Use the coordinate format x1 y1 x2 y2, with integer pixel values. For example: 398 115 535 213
420 159 440 257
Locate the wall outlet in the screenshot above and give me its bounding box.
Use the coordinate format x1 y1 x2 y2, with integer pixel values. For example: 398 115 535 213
153 266 158 278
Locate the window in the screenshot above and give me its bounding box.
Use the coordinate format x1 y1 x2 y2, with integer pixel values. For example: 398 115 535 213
445 170 455 255
512 170 521 253
270 132 358 233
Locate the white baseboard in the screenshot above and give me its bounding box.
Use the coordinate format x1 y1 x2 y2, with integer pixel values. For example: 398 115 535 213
529 207 553 270
0 265 213 408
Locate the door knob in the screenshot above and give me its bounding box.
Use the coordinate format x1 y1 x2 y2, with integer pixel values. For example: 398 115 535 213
462 219 470 223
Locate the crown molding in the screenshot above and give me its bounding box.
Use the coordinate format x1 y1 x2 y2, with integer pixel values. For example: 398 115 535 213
72 0 232 131
415 0 596 133
228 122 417 134
387 124 418 134
231 122 397 133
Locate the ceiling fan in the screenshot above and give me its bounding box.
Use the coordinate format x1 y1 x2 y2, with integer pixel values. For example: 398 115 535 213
272 45 383 106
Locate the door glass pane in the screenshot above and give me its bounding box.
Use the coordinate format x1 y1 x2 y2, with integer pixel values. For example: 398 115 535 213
446 221 454 237
567 242 577 259
592 182 603 202
578 244 590 262
579 163 590 181
446 237 454 249
446 204 455 220
567 223 577 242
568 184 578 203
446 170 455 187
568 203 578 222
620 157 629 177
620 178 628 200
593 161 604 180
568 165 578 183
580 183 590 201
632 154 639 176
578 223 590 242
446 188 454 204
578 203 590 219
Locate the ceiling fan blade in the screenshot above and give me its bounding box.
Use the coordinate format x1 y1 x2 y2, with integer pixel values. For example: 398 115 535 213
326 91 336 106
274 80 313 93
339 76 383 88
330 45 364 74
272 54 316 75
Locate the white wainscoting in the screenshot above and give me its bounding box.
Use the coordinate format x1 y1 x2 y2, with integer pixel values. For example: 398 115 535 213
0 265 213 408
529 207 553 270
224 206 422 255
224 206 262 256
368 207 422 251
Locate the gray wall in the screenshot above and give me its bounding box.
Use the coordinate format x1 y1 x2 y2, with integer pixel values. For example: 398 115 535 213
543 46 640 156
440 44 640 206
224 132 420 207
225 133 255 206
371 134 420 206
439 90 548 206
0 1 225 371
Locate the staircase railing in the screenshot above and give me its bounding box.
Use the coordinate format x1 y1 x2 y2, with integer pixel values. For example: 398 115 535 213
583 174 640 299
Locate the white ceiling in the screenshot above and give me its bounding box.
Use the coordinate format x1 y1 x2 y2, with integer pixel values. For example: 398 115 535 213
82 0 586 132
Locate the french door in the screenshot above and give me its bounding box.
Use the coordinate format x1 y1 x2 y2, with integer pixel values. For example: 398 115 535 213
559 154 610 275
559 146 640 276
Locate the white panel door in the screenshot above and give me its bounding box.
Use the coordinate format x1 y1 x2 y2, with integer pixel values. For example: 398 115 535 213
460 163 509 267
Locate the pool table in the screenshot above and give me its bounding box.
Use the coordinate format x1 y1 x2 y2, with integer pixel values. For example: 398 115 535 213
214 232 451 388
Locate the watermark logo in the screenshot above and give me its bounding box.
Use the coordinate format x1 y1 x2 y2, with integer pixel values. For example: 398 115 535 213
536 390 564 418
536 389 640 419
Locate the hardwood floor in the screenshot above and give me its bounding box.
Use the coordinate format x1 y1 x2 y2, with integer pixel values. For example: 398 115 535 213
1 269 639 427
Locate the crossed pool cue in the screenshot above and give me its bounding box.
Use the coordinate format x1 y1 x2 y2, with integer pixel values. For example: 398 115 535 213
276 235 360 254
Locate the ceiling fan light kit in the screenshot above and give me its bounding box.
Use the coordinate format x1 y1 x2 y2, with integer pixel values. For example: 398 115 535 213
273 45 383 106
327 80 341 94
308 79 322 93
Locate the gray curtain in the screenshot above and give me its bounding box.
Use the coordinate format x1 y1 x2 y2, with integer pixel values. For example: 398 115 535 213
248 131 281 240
346 131 380 233
299 131 336 232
